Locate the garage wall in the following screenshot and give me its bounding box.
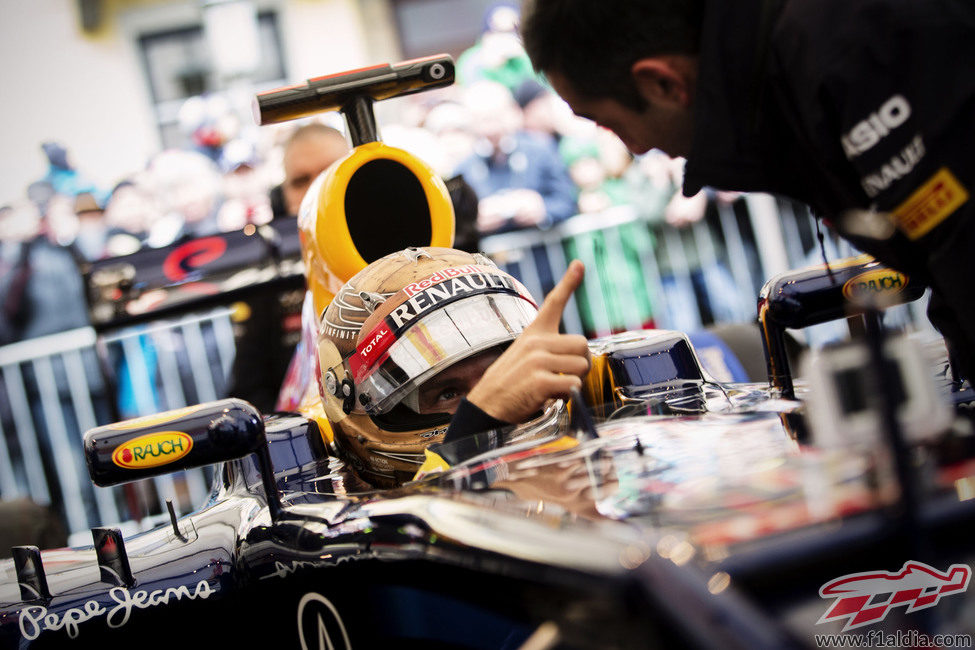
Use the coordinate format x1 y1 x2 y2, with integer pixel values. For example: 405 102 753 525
0 0 401 206
0 0 157 204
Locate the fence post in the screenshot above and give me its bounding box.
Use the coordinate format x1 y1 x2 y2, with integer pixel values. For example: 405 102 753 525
744 193 791 281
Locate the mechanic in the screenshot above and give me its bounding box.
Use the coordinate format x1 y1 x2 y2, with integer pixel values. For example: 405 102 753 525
520 0 975 381
272 123 350 218
316 247 589 487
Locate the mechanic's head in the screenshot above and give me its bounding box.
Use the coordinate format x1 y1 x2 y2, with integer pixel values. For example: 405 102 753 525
282 123 350 217
520 0 703 156
317 247 538 487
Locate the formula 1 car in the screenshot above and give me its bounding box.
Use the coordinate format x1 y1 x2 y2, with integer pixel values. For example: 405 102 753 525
2 56 975 650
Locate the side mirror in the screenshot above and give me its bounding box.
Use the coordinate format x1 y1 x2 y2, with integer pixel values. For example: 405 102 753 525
84 398 264 487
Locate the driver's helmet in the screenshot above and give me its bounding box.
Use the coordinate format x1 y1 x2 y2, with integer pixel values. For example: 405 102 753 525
317 246 539 486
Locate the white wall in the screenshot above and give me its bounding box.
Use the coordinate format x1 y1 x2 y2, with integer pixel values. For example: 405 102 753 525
0 0 159 204
0 0 401 206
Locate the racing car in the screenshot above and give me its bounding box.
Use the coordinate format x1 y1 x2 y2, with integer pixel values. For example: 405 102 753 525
2 55 974 650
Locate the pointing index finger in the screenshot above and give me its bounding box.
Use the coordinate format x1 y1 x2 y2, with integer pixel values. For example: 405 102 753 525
529 260 585 332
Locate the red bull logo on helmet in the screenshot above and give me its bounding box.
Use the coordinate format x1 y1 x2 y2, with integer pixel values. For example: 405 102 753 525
401 265 485 298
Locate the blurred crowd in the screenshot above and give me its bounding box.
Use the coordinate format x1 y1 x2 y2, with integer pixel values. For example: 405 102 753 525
0 1 731 347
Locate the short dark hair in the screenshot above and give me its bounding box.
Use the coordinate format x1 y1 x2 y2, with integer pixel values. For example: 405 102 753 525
521 0 704 108
286 123 346 150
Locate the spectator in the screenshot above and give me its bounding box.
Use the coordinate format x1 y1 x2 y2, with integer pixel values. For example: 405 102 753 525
72 192 109 262
454 81 576 235
103 179 157 257
228 124 348 411
143 149 223 247
38 142 98 199
178 94 240 164
457 2 538 93
422 100 476 183
513 79 574 146
0 200 89 342
274 123 350 219
628 151 740 330
560 134 631 215
217 139 273 232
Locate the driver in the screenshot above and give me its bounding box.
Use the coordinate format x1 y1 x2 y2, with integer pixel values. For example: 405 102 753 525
316 246 589 487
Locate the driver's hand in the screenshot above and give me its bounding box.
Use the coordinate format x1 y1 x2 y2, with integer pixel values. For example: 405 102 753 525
466 260 590 423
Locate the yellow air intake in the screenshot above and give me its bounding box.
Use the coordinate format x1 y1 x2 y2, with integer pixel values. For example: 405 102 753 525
299 141 456 319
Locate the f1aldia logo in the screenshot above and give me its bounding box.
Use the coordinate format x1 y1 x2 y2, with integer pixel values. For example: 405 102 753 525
817 561 971 631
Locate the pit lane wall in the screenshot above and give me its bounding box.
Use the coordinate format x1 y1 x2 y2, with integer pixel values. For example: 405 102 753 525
0 195 934 545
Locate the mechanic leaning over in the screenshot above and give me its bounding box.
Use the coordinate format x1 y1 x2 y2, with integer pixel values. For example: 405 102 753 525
316 247 589 487
520 0 975 381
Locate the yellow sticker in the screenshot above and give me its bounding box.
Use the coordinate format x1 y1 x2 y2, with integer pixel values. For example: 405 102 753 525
112 431 194 469
414 448 451 480
892 167 969 240
106 405 203 431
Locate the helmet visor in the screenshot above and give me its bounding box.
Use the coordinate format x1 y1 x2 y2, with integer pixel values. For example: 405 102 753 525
337 292 537 415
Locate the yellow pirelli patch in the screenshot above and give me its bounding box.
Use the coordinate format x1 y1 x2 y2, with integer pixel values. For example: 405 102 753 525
892 167 969 240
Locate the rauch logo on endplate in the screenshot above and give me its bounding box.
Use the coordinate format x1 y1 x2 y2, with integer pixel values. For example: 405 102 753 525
112 431 193 469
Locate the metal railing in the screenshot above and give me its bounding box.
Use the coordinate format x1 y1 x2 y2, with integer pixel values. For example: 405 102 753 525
481 194 933 339
0 308 236 543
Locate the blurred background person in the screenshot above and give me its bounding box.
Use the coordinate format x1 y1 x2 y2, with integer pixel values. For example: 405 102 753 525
273 123 350 220
0 199 89 342
454 80 576 235
627 151 742 331
72 191 109 262
216 138 273 232
228 123 348 411
178 94 241 165
560 132 632 215
103 179 158 257
37 142 99 201
422 99 476 181
143 149 223 247
513 78 576 146
457 2 538 93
